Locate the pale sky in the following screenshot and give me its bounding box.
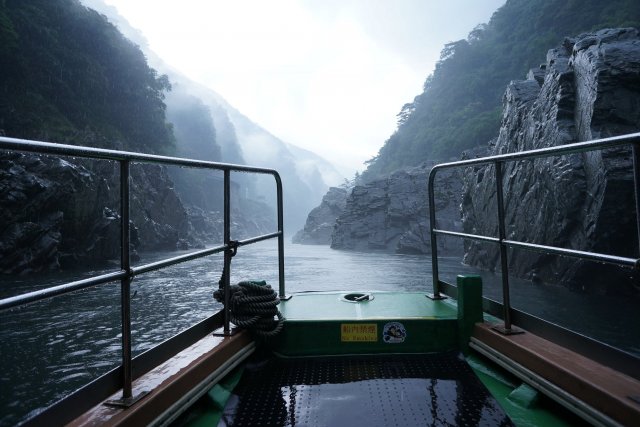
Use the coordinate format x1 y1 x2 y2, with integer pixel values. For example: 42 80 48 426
103 0 505 176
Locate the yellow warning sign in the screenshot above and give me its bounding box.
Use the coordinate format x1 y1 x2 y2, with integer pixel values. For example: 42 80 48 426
340 323 378 342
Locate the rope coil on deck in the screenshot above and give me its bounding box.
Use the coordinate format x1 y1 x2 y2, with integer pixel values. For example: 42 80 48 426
214 280 284 337
215 244 284 337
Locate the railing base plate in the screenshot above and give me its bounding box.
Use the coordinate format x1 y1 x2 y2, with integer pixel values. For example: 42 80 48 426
212 326 240 337
104 390 150 408
491 324 525 335
425 293 447 300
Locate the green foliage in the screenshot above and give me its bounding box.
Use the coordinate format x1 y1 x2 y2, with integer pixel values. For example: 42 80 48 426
362 0 640 180
0 0 174 153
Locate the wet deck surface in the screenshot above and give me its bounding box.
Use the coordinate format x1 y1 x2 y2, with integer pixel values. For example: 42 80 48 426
219 352 514 426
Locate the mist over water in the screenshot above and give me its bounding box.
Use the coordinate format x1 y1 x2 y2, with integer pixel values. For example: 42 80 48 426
1 242 638 425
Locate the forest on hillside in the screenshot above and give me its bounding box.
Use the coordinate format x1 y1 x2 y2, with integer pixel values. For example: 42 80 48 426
0 0 264 274
362 0 640 181
0 0 180 155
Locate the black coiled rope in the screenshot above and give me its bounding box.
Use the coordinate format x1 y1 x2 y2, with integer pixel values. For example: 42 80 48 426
214 246 284 338
214 280 284 338
214 242 284 337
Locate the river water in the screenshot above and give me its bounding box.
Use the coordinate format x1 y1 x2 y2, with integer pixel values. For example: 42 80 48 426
1 241 638 425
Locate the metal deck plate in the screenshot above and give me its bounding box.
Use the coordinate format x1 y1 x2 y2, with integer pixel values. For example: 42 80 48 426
219 352 514 426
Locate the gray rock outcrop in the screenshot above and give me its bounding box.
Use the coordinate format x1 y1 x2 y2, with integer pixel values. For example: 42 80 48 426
292 187 348 244
331 164 463 254
0 151 274 274
461 28 640 295
1 152 130 273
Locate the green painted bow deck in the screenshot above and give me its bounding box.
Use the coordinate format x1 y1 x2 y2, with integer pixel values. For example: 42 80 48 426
164 277 595 427
69 276 639 427
273 290 461 356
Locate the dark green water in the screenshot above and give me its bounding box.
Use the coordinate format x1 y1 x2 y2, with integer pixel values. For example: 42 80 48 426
0 241 638 426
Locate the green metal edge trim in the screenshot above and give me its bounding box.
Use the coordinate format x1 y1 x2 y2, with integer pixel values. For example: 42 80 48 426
466 353 580 427
170 365 245 427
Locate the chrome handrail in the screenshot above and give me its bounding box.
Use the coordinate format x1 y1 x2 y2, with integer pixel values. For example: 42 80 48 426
0 136 286 403
428 132 640 333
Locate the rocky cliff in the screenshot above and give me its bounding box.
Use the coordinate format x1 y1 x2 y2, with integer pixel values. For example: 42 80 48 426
292 187 348 244
0 151 274 274
461 28 640 295
330 164 463 255
0 0 280 275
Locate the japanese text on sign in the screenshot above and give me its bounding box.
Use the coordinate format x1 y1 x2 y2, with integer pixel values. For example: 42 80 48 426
341 323 378 342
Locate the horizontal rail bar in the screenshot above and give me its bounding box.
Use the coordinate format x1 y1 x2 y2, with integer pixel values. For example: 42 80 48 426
434 230 638 268
131 245 227 276
428 131 640 297
433 229 500 244
2 233 285 312
0 270 127 311
1 244 232 311
22 311 224 427
504 240 639 268
438 280 640 380
0 136 280 176
2 135 287 414
1 136 287 311
237 231 282 247
430 132 640 173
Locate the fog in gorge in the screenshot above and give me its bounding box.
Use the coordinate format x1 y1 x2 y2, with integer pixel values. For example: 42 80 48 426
82 0 346 233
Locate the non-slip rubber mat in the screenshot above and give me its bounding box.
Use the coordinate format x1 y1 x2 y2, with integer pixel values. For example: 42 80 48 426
219 352 514 426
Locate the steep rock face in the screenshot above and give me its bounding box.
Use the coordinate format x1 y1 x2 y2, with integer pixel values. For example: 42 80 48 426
292 187 348 244
331 164 463 254
461 28 640 295
131 164 193 251
0 153 227 274
1 153 122 273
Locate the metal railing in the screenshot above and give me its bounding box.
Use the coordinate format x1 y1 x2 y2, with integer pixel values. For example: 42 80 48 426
0 136 286 405
428 132 640 334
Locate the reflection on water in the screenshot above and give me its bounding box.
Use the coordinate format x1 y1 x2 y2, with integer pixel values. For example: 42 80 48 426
0 241 638 425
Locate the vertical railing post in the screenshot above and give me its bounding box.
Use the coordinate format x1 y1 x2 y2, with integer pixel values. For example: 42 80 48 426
274 173 287 299
632 144 640 258
120 160 133 399
427 168 445 299
223 169 232 335
106 160 148 407
493 161 521 334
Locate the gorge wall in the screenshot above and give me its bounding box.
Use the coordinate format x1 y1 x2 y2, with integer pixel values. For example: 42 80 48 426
292 187 348 245
329 163 463 255
0 152 274 274
0 129 274 277
296 27 639 298
461 28 640 295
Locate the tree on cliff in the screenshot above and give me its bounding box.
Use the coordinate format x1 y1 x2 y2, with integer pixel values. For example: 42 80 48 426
0 0 174 154
362 0 640 181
